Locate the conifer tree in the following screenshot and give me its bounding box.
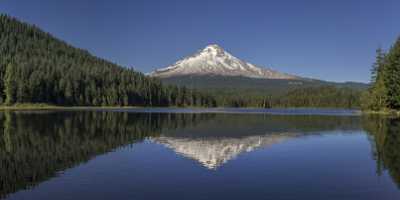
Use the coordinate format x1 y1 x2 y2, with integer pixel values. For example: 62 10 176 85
363 48 388 110
383 38 400 109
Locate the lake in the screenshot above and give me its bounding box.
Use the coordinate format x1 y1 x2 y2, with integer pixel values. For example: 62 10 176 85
1 108 399 200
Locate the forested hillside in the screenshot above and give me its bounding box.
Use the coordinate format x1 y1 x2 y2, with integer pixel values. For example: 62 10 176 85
363 37 400 111
207 86 361 108
0 15 216 107
162 75 367 94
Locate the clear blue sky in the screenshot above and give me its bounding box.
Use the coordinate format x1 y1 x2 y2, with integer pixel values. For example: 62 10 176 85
1 0 399 83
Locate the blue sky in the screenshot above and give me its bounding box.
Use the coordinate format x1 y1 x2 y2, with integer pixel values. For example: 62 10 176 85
1 0 399 83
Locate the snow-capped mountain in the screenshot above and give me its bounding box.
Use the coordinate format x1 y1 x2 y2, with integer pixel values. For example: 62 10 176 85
149 44 298 79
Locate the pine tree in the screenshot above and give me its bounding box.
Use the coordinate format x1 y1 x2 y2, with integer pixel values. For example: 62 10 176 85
363 48 388 110
371 48 385 83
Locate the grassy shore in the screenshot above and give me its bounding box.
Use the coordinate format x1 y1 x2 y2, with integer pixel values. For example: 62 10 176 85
361 109 400 116
1 104 399 116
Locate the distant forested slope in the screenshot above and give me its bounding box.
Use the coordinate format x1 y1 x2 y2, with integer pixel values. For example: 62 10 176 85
162 75 366 108
161 75 368 94
0 15 216 107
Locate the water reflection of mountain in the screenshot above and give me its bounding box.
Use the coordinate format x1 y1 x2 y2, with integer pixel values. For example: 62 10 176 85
151 133 297 169
152 114 362 169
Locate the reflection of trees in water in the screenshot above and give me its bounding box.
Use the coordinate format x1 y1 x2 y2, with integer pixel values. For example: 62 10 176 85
363 116 400 187
2 112 12 153
163 114 362 138
0 111 209 199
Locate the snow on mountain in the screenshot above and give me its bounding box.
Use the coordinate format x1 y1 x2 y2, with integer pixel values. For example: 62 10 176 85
149 44 298 79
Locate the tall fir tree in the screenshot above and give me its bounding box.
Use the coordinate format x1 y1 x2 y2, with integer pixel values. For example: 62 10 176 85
364 48 388 110
383 38 400 109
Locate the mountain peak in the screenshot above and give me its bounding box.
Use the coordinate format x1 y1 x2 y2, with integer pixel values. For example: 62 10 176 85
149 45 298 79
203 44 223 51
200 44 227 58
204 44 222 49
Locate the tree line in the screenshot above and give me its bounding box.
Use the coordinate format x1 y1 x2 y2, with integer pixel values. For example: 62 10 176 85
0 15 216 107
362 37 400 111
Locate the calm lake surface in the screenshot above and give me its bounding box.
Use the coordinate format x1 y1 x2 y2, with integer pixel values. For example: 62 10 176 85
1 108 400 200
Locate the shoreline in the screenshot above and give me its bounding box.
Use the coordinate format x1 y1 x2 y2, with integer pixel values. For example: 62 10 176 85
0 104 361 111
2 105 399 117
0 104 146 111
361 110 400 116
2 104 398 116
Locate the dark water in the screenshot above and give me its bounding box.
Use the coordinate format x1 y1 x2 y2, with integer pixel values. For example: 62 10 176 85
0 109 399 200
